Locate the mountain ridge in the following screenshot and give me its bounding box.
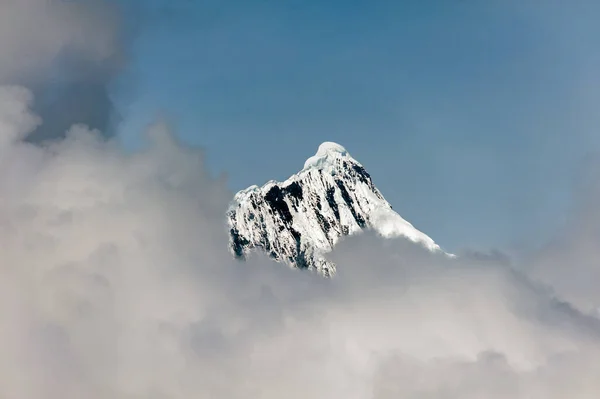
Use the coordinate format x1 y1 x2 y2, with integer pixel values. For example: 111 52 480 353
227 142 442 275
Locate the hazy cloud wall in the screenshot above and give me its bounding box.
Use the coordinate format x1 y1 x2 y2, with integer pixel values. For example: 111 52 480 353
1 86 600 398
525 155 600 315
0 0 127 141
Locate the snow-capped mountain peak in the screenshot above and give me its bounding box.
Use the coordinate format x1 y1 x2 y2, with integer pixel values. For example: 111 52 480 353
227 142 442 275
302 141 350 170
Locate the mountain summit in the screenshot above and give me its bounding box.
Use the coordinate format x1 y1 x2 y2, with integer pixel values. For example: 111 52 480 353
227 142 441 275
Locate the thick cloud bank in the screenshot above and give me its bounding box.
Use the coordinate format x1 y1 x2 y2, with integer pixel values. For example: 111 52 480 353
0 0 126 141
1 86 600 398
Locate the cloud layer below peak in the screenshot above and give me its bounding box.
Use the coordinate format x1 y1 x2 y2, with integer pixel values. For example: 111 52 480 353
1 85 600 398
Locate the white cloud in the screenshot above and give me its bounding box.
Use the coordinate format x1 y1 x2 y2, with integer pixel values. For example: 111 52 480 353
0 86 600 398
0 0 126 142
0 86 40 147
0 0 120 81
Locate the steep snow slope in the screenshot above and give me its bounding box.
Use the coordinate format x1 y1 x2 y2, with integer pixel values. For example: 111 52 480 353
227 142 442 275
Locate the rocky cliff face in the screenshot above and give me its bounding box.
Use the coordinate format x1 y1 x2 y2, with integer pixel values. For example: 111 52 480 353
227 142 441 275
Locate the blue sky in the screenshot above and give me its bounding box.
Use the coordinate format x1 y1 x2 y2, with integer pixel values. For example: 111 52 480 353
115 0 600 254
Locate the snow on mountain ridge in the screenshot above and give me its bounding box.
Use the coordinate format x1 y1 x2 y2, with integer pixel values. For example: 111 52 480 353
302 141 350 170
227 142 442 275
